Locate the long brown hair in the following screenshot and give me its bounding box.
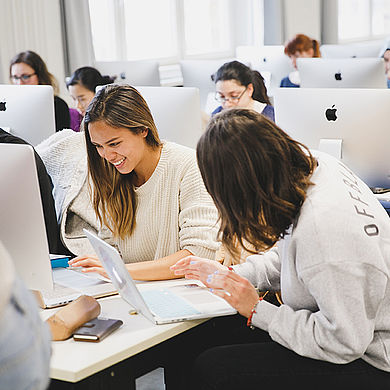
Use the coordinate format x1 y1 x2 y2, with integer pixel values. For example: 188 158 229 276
284 34 321 57
196 108 316 258
84 84 161 239
9 50 60 95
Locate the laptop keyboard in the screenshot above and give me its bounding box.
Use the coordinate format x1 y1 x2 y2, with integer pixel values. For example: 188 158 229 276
41 283 81 300
141 288 201 319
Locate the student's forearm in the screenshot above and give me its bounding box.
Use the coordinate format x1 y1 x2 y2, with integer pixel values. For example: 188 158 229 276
125 249 192 281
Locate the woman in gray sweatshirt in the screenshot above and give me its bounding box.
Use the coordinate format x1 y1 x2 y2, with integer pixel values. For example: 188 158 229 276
171 108 390 389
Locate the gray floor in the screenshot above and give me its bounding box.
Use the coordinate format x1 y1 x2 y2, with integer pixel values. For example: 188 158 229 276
136 367 165 390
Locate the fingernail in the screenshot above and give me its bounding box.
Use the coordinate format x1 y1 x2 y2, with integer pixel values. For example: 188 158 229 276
207 274 213 283
190 261 197 264
209 288 213 293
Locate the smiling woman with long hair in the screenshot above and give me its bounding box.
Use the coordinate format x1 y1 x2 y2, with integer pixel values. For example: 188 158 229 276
37 84 220 280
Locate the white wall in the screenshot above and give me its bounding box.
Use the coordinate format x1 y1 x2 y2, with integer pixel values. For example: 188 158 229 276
0 0 68 101
283 0 321 41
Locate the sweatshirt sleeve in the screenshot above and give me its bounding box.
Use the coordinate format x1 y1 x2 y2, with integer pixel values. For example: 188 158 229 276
251 261 387 363
233 246 281 291
178 157 220 260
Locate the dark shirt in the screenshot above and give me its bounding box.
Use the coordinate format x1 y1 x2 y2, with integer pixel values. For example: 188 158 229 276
280 76 300 88
54 96 70 132
0 128 63 254
212 104 275 122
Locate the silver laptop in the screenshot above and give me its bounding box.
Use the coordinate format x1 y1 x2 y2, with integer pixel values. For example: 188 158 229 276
84 229 237 325
273 88 390 189
297 58 387 89
0 143 117 308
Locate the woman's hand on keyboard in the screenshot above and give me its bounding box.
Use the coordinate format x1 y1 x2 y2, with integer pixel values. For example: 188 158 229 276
67 255 108 278
170 255 226 282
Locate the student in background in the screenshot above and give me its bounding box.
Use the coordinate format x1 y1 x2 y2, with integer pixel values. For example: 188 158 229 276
9 50 70 132
66 66 115 131
378 39 390 88
37 84 219 280
171 108 390 389
211 61 274 121
0 241 51 390
280 34 321 88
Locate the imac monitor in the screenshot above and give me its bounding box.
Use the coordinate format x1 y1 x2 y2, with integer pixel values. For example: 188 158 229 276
236 45 294 93
297 58 387 88
0 85 55 146
320 41 383 58
180 58 234 110
0 143 53 290
273 88 390 188
135 86 202 149
94 60 161 86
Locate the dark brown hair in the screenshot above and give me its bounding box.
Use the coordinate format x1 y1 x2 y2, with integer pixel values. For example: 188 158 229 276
196 108 316 257
211 60 271 105
84 84 161 238
284 34 321 58
9 50 59 94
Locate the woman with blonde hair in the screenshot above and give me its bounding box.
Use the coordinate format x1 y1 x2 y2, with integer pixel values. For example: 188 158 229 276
280 33 321 87
38 84 219 280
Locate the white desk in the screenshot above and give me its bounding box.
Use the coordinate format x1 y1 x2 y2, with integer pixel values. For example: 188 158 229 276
40 279 217 389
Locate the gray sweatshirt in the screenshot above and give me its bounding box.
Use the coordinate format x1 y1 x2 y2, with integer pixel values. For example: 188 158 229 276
234 151 390 371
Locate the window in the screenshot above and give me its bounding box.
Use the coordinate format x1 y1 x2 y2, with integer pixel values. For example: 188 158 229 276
88 0 263 63
338 0 390 41
183 0 231 56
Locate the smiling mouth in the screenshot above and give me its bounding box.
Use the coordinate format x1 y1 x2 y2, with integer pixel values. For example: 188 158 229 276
112 157 125 167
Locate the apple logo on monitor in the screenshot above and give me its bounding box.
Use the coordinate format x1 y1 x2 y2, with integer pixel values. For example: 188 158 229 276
325 105 337 121
0 101 6 111
334 71 342 81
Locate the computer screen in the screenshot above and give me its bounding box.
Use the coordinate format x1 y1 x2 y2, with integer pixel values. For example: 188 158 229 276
0 143 52 290
274 88 390 188
320 41 383 58
180 58 234 110
297 58 387 88
135 86 202 149
0 84 56 146
94 60 161 86
236 45 294 93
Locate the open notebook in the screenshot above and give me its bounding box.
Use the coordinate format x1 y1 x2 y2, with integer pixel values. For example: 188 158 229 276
0 143 117 308
84 229 237 325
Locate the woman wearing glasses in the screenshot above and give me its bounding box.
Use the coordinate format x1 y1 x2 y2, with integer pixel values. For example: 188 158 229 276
9 50 70 132
211 61 274 121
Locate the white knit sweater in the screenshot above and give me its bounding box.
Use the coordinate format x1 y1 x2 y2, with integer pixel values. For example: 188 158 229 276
234 152 390 371
36 130 220 262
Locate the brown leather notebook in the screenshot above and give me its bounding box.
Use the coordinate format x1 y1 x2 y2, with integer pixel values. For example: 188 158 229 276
73 317 123 342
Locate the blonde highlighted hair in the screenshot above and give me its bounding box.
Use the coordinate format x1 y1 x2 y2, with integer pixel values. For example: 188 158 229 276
83 84 161 239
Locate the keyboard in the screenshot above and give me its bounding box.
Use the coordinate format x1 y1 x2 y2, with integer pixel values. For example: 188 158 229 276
141 288 201 319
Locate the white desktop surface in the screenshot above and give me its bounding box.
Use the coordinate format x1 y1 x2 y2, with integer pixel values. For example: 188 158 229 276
40 280 207 383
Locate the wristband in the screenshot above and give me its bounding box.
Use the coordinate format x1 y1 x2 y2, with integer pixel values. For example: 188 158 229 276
246 296 263 330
